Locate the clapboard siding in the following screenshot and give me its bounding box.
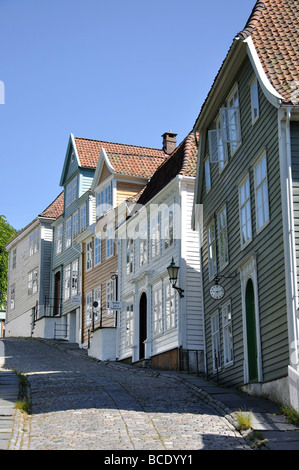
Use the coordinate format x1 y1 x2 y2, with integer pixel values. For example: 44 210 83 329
200 56 288 387
291 121 299 299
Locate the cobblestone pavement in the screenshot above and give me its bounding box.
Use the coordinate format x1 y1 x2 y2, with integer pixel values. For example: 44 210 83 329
2 338 250 451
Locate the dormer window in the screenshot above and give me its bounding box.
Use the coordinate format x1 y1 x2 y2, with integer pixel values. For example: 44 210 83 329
66 176 78 207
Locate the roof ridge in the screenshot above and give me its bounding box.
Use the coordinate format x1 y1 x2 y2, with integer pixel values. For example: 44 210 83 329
74 135 165 153
237 0 266 39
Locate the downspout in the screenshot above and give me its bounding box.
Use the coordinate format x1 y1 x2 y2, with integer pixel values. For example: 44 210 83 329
279 106 298 370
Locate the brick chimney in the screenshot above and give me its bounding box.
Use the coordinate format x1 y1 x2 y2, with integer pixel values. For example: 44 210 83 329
162 132 177 154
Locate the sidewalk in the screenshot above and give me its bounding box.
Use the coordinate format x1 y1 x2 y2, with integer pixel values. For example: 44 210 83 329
0 369 19 450
2 338 299 450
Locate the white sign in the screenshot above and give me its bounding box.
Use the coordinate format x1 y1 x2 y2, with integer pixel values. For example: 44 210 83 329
71 295 81 305
108 301 123 310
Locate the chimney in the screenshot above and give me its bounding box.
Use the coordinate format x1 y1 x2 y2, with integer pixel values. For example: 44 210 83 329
162 132 177 154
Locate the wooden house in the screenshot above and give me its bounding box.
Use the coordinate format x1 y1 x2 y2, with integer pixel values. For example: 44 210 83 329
116 132 203 371
74 136 168 359
192 0 299 409
5 192 63 338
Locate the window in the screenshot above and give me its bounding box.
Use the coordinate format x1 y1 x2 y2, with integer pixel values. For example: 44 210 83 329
106 279 115 316
207 221 217 279
72 210 79 239
250 77 259 123
106 225 114 259
126 304 134 347
56 224 63 254
254 151 269 232
28 268 38 296
80 204 86 232
153 285 162 335
29 229 39 256
64 264 71 300
66 177 77 207
205 158 211 191
222 302 233 366
211 312 221 371
239 175 252 247
94 235 101 266
208 120 228 164
93 286 101 322
139 223 148 267
71 259 79 296
151 212 161 259
217 206 228 269
10 285 15 310
66 217 72 249
165 283 175 330
221 85 241 155
126 238 134 275
164 204 174 250
12 248 16 269
85 291 92 327
86 241 93 271
97 184 112 218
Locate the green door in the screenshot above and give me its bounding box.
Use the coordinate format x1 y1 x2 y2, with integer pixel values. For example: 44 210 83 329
245 279 258 382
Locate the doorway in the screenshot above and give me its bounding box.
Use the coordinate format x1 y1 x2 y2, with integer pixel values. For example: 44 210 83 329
245 278 258 382
54 271 61 316
139 292 147 360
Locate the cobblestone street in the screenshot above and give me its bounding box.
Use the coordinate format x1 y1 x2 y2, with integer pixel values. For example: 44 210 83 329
2 338 249 451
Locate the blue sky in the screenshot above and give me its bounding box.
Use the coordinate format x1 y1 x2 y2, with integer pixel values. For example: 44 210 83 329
0 0 256 231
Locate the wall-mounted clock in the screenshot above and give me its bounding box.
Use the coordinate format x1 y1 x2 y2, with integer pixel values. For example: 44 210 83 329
209 283 225 300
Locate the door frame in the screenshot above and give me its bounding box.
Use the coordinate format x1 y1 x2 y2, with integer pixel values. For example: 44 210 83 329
240 254 263 383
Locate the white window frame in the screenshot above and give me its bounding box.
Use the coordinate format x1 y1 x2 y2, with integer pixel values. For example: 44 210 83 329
106 279 115 317
71 259 79 297
86 240 93 271
151 212 161 259
239 174 252 248
56 223 63 254
163 204 174 250
106 225 114 259
97 183 112 218
153 284 163 336
94 235 101 266
126 238 134 275
72 210 79 239
254 150 270 233
217 205 229 270
125 304 134 347
10 284 15 310
221 84 241 156
222 301 233 367
204 157 211 192
207 220 217 279
28 268 38 296
85 290 92 327
66 217 72 249
250 76 259 124
165 282 176 331
66 176 77 207
29 229 39 256
80 203 86 233
139 222 148 267
93 286 101 322
211 311 221 372
64 264 71 301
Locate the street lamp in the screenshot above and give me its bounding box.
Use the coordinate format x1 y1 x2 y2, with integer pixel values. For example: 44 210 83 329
167 258 184 298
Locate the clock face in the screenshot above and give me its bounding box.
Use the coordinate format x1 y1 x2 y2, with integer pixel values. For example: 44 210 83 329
210 284 225 300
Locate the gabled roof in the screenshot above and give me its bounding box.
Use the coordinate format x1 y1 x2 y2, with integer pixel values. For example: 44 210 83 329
74 136 167 179
38 191 64 219
237 0 299 105
137 132 198 206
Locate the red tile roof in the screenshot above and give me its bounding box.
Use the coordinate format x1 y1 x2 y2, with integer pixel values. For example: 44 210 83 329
137 132 198 206
74 137 167 178
38 191 64 219
237 0 299 104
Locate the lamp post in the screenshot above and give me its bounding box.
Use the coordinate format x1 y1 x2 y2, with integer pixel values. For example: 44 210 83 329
167 258 184 298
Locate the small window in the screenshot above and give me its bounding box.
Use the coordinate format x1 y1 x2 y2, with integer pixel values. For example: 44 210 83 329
66 217 72 249
106 225 114 259
217 206 229 269
86 241 93 271
239 175 252 247
10 285 15 310
207 221 217 279
85 291 92 326
250 77 259 124
66 177 77 207
254 151 269 232
71 259 79 296
56 224 63 254
94 235 101 266
64 265 71 300
72 210 79 239
222 302 233 366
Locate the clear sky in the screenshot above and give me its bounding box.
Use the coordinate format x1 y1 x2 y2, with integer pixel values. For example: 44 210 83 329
0 0 256 231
